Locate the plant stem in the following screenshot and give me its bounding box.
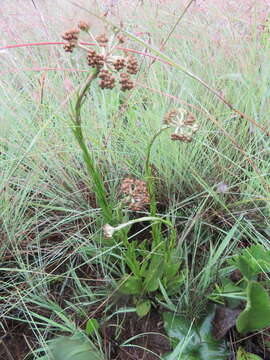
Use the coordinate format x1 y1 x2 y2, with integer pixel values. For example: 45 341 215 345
145 126 169 217
72 68 112 222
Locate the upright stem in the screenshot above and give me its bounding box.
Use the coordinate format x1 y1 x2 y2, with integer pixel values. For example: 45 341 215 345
145 126 169 242
72 68 112 222
145 126 168 216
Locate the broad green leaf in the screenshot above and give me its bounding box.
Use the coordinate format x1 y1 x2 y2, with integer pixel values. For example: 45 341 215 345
236 281 270 334
238 256 256 280
86 318 100 335
136 299 151 317
236 347 263 359
119 275 142 295
162 305 228 359
41 334 104 360
231 245 270 279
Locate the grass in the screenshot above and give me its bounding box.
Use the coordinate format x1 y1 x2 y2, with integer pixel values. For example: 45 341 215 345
0 0 270 359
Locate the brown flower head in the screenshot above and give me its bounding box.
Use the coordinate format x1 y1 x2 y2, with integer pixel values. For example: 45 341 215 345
126 55 139 75
63 41 76 53
120 177 150 211
117 34 125 44
98 69 116 89
87 50 105 68
62 28 80 52
62 28 80 41
96 33 109 47
113 57 126 71
119 73 134 91
164 108 199 142
78 21 90 32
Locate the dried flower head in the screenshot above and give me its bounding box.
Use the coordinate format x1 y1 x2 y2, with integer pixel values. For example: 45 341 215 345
61 26 138 91
119 73 134 91
62 28 80 41
120 177 150 211
96 33 109 47
98 69 116 89
113 57 126 71
117 34 125 44
62 28 80 52
87 50 105 68
63 41 76 53
164 108 199 142
78 20 90 32
126 55 139 75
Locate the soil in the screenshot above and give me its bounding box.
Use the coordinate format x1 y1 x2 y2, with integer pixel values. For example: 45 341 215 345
0 319 35 360
0 308 171 360
102 309 171 360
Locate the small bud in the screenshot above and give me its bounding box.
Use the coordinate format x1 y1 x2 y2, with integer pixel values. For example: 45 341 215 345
103 224 115 239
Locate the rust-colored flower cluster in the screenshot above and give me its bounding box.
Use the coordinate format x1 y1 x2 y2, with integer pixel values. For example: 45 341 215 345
119 73 134 91
87 50 105 68
120 177 150 211
126 55 139 75
62 28 80 53
62 22 139 91
164 108 199 142
99 69 116 89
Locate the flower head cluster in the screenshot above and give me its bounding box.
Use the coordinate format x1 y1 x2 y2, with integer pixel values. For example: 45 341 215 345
164 108 199 142
62 28 80 52
62 22 139 91
120 177 150 211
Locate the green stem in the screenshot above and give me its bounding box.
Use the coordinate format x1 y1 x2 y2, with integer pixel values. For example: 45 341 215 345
145 126 169 217
144 126 169 242
72 68 112 222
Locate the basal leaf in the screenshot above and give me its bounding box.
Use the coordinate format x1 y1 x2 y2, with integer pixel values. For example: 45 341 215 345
162 305 228 360
43 334 104 360
119 275 142 295
236 281 270 334
86 318 100 335
236 346 263 359
136 299 151 317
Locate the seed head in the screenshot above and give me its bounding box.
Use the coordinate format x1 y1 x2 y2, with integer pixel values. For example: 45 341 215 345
119 73 134 91
63 41 76 53
78 20 90 32
126 55 139 75
120 177 150 211
87 50 105 68
62 28 80 41
96 33 109 47
164 108 199 142
98 70 116 89
113 57 126 71
164 109 178 125
62 28 80 52
117 34 125 44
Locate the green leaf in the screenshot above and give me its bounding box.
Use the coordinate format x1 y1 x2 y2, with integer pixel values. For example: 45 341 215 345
236 281 270 334
162 305 228 359
238 256 256 281
119 275 142 295
86 318 100 335
143 253 164 292
236 347 263 359
136 299 151 317
232 245 270 279
42 334 104 360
